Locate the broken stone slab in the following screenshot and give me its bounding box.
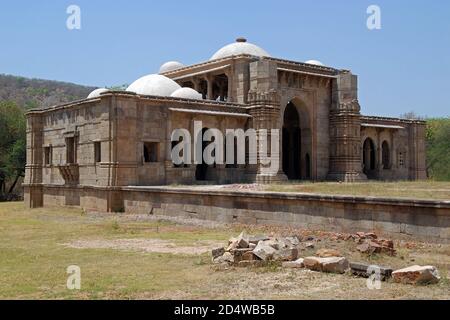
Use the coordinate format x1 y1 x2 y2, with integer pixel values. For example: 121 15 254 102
232 248 253 263
316 248 342 258
242 250 259 261
263 239 282 250
211 247 225 260
213 251 234 264
357 239 396 256
236 231 249 249
252 241 277 261
273 247 299 261
349 262 393 280
226 239 238 252
304 256 350 274
282 258 304 269
392 265 440 285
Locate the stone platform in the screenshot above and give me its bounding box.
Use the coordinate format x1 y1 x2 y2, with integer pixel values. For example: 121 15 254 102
25 184 450 243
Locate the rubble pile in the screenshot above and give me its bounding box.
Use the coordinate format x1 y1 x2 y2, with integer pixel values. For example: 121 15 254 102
211 231 441 286
353 232 396 256
212 232 302 267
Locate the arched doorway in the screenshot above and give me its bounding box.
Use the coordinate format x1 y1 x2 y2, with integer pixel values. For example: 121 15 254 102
382 141 390 169
282 102 301 179
195 128 210 181
282 99 312 180
363 138 376 178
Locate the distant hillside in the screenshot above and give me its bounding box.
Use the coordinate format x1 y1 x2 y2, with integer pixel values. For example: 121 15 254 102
0 74 96 110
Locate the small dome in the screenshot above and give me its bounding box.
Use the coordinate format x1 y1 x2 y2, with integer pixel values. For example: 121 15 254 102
170 87 203 100
305 59 324 66
87 88 108 99
159 61 185 73
210 37 270 60
126 74 181 96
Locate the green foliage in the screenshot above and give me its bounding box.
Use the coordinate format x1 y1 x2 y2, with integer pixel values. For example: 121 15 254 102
0 101 26 195
426 118 450 181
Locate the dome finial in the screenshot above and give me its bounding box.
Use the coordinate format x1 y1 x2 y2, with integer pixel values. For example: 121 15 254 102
236 37 247 43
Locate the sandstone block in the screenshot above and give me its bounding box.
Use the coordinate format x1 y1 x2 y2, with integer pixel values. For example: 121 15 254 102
282 258 304 269
211 247 225 260
392 265 440 285
304 256 349 274
253 241 277 261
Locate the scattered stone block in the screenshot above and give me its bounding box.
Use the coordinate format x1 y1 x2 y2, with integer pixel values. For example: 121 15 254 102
349 262 393 280
357 239 396 256
236 231 249 248
282 258 304 269
273 247 298 261
211 247 225 260
242 251 258 261
232 248 253 263
304 256 349 274
392 265 440 285
213 252 234 264
253 241 277 261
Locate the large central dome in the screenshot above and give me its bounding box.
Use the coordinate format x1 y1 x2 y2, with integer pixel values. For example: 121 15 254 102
126 74 181 96
210 37 270 61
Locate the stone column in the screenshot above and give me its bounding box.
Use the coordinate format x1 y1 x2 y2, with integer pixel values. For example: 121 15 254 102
247 90 287 183
24 113 44 208
206 75 214 100
327 71 367 182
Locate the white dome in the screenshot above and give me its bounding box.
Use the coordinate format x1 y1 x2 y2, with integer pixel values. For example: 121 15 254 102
210 38 270 60
87 88 108 99
305 59 324 66
170 87 203 100
159 61 185 73
126 74 181 96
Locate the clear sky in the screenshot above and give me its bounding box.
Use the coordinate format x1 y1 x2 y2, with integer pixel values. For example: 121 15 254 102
0 0 449 117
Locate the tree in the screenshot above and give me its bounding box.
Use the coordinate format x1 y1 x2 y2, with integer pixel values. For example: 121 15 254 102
426 118 450 181
0 101 26 197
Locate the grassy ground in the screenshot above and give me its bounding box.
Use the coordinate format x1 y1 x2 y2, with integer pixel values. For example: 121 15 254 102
0 202 448 300
264 181 450 201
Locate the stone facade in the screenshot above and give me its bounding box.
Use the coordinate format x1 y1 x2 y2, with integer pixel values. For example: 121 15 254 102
24 49 427 211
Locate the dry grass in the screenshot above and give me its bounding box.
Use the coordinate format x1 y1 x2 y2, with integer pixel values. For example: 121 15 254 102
0 202 448 300
264 180 450 201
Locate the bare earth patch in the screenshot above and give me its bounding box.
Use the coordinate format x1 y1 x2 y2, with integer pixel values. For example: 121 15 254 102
64 238 223 255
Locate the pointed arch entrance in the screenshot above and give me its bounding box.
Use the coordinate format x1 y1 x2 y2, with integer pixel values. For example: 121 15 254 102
363 138 377 179
282 99 312 180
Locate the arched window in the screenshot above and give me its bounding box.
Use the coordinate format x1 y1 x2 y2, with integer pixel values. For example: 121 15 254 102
382 141 390 169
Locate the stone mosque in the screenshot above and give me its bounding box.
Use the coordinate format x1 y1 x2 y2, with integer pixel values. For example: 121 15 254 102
24 38 427 210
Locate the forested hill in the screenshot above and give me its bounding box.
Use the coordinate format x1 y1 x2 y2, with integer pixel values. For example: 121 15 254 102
0 74 96 110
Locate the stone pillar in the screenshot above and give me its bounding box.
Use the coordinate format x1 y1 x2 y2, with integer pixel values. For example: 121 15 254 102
206 75 214 100
24 113 44 208
327 71 367 182
225 70 232 102
247 90 287 183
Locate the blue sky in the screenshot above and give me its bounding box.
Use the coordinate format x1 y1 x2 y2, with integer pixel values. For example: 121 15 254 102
0 0 449 117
